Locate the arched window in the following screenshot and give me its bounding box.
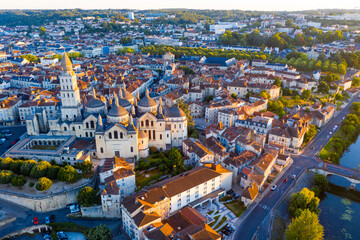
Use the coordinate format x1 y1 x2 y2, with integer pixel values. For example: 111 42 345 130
151 121 154 127
120 132 123 139
114 131 118 139
146 119 149 127
100 147 104 153
109 132 112 139
90 132 93 137
141 121 144 127
85 132 88 137
64 127 67 131
90 121 95 129
130 147 133 152
86 122 89 129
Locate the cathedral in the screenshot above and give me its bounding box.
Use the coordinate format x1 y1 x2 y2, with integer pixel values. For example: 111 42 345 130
26 53 188 159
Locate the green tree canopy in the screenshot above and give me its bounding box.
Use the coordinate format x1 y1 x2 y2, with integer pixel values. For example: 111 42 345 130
0 170 14 184
289 187 320 217
87 224 112 240
286 209 324 240
30 161 51 179
77 187 97 207
57 165 79 183
36 177 52 191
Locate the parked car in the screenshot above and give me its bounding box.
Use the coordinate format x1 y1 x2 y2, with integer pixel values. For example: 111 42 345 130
283 178 289 183
45 216 50 224
291 175 297 180
271 185 277 191
43 232 52 240
57 232 67 239
50 214 56 223
226 189 234 195
2 129 10 132
4 133 12 137
66 203 80 213
33 217 39 225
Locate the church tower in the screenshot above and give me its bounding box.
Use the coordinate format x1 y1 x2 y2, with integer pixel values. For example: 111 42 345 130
59 53 82 121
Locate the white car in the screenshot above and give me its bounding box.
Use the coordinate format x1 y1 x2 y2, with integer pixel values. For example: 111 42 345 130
271 185 277 191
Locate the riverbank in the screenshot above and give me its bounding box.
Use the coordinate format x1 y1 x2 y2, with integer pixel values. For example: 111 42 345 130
270 170 360 240
319 102 360 165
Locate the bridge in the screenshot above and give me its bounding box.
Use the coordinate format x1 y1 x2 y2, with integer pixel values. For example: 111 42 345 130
310 167 360 190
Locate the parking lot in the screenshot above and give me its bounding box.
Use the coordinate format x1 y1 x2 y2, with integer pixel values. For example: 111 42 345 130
0 125 26 156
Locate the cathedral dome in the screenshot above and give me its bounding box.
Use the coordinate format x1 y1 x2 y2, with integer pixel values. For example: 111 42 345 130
138 89 157 108
122 88 135 103
108 96 128 117
85 98 105 108
165 106 186 118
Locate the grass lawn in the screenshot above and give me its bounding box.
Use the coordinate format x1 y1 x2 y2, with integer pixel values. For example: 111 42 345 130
225 199 247 217
281 96 313 108
208 215 220 227
30 145 60 150
136 168 163 189
214 216 227 229
319 127 344 162
219 195 232 202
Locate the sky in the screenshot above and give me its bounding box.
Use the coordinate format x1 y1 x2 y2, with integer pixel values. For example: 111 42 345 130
1 0 359 11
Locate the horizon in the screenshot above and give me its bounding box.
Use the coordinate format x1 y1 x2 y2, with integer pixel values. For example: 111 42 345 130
0 0 359 12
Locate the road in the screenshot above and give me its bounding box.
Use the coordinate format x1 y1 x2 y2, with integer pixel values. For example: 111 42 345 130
231 96 360 240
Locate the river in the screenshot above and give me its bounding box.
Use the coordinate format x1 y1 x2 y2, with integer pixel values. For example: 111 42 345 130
338 133 360 169
319 175 360 239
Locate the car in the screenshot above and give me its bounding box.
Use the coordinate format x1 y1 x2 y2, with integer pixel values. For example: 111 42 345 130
329 131 333 135
343 116 346 120
283 178 289 183
271 185 277 191
291 175 296 180
66 203 80 213
226 189 234 195
4 133 12 137
50 214 56 223
57 232 67 239
45 216 50 224
311 147 315 150
2 129 10 132
33 217 39 225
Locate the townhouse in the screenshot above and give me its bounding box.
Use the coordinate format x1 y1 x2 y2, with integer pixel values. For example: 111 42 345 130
182 138 214 166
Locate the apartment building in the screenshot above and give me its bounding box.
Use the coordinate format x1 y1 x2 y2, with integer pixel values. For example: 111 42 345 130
121 164 232 240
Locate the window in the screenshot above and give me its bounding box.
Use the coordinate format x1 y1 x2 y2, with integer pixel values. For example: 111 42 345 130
160 134 162 140
85 132 88 137
100 147 104 153
130 147 133 152
151 121 154 127
64 127 67 131
72 127 75 131
146 119 149 127
114 131 118 139
86 122 89 129
90 121 95 129
120 132 123 139
141 121 144 127
108 132 112 139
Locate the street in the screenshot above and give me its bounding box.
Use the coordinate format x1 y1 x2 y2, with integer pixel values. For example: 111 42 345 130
0 125 27 156
231 96 360 240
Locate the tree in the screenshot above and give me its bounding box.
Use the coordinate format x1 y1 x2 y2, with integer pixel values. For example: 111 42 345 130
304 125 318 144
39 26 46 36
77 187 97 207
352 77 360 87
20 160 37 176
46 166 60 180
87 224 112 240
289 188 320 217
268 100 286 117
178 99 194 127
36 177 52 191
10 160 23 174
0 157 13 170
286 209 324 240
30 161 51 179
313 174 329 194
0 170 14 184
11 175 26 187
274 77 282 87
57 165 79 183
116 48 135 55
317 81 330 94
206 95 214 103
21 54 38 63
259 90 271 99
231 93 237 99
301 90 312 100
76 161 93 173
